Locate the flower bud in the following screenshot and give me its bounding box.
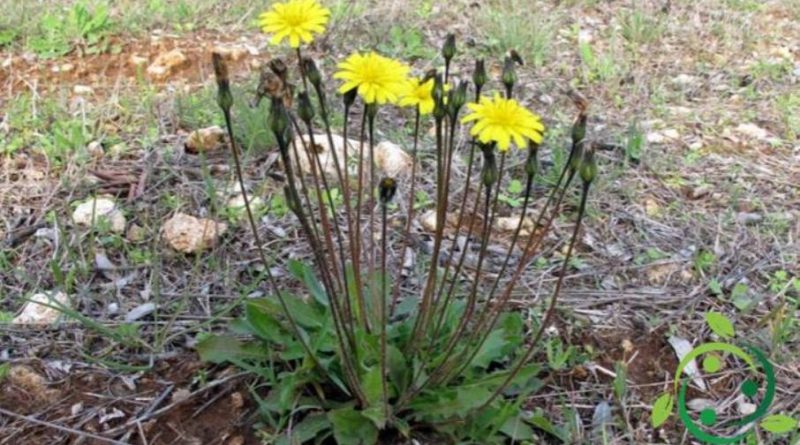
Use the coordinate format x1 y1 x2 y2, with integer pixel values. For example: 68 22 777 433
525 142 539 178
379 177 397 204
297 91 315 124
502 56 517 97
343 87 358 108
579 144 597 184
447 80 469 119
367 103 378 122
473 59 487 91
269 97 291 146
442 33 456 62
480 143 498 188
432 74 447 121
572 112 587 148
302 57 322 88
212 53 233 112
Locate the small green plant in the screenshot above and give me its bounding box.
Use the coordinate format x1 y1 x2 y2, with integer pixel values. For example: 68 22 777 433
28 1 112 58
619 8 663 48
693 250 717 276
498 179 525 208
378 26 434 61
199 7 598 443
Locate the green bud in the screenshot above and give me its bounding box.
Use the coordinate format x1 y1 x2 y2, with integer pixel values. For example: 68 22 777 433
579 144 597 184
447 80 469 119
442 33 456 62
572 113 587 148
297 91 315 124
432 74 446 121
212 53 233 112
473 59 486 90
302 57 322 88
343 87 358 108
525 142 539 178
268 97 291 146
502 56 517 96
379 177 397 204
367 102 378 122
480 143 498 188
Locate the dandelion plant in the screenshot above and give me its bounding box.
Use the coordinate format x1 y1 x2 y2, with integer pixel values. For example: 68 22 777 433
199 0 597 442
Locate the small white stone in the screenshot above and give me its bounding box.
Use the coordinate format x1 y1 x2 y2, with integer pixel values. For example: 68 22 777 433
13 291 70 325
162 213 227 253
73 85 94 95
374 141 413 177
72 197 126 233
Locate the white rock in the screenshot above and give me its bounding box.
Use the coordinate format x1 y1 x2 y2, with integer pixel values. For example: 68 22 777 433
734 123 771 141
73 85 94 95
185 126 226 153
226 195 264 219
129 54 148 67
420 210 439 233
672 74 698 86
147 49 188 79
72 197 126 233
374 141 413 178
495 215 535 236
13 291 70 325
293 134 358 177
162 213 227 253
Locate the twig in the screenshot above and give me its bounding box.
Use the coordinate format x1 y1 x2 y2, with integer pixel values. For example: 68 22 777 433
0 407 131 445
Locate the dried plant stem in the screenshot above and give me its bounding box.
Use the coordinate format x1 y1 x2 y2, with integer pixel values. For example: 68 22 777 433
352 108 370 331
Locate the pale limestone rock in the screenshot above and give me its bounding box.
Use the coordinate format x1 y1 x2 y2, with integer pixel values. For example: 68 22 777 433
162 213 227 253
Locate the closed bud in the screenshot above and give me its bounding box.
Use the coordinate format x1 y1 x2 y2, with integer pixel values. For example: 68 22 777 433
502 56 517 96
572 112 587 147
525 142 539 178
432 74 447 121
379 177 397 204
579 144 597 184
269 98 291 146
473 59 487 90
302 57 322 87
480 143 498 188
212 53 233 112
297 91 315 124
442 33 456 62
447 80 469 118
367 103 378 121
343 87 358 107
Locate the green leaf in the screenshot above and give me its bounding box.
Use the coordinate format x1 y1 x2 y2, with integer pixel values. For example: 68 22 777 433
362 367 385 405
613 362 627 400
500 414 535 441
760 414 798 434
361 404 388 430
197 335 248 363
470 328 507 369
528 412 566 442
651 393 674 428
705 311 735 338
0 363 9 381
329 407 379 445
245 301 288 343
276 413 330 445
387 345 410 394
287 259 327 307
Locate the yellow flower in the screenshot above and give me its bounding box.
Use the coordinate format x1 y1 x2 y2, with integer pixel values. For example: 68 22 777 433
461 94 544 151
334 52 410 104
399 77 435 114
258 0 330 48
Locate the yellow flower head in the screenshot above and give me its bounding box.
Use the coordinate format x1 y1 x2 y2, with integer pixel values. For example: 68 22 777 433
258 0 330 48
334 52 410 104
399 77 435 115
461 94 544 151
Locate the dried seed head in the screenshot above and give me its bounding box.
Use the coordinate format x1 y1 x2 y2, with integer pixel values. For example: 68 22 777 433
269 58 288 82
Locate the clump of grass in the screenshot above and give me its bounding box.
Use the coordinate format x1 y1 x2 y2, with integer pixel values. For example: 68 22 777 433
478 0 556 67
